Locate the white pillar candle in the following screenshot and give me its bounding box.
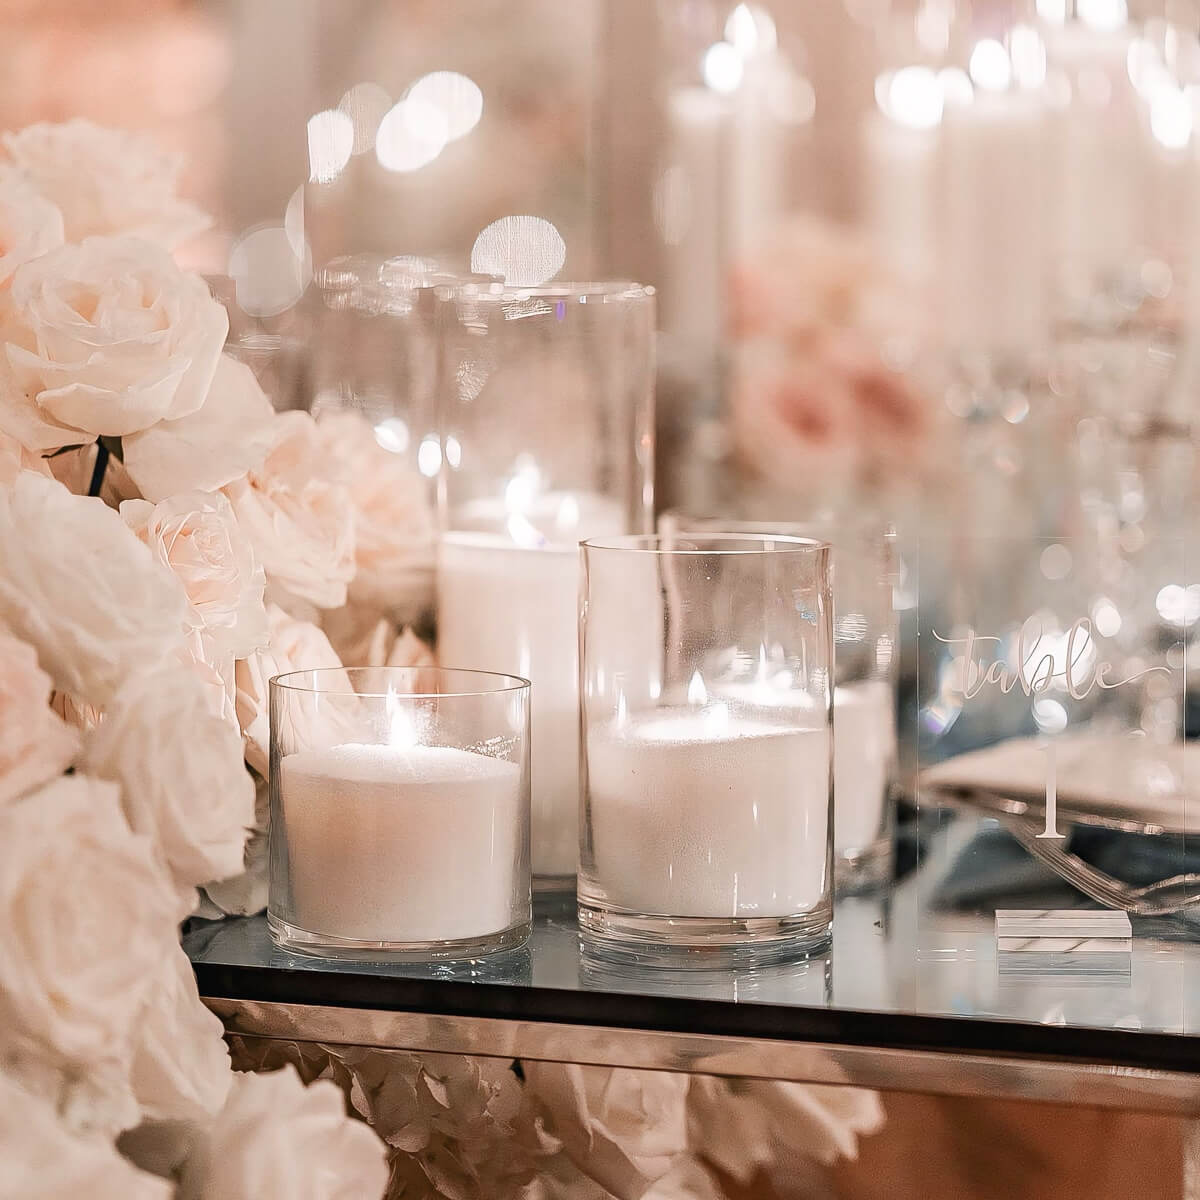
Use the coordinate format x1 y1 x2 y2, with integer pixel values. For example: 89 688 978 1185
437 492 625 879
280 743 521 943
862 109 940 284
942 87 1048 353
586 706 830 918
662 86 727 352
1043 23 1141 288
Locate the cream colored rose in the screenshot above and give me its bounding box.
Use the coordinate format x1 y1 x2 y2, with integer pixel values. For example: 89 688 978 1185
124 354 278 503
180 1066 389 1200
0 775 179 1070
122 490 268 660
224 411 355 611
235 604 343 776
0 429 53 485
0 1074 171 1200
0 473 187 705
84 664 255 889
0 629 79 805
0 163 63 286
0 235 227 452
523 1064 690 1196
317 409 434 617
3 119 210 250
130 945 233 1124
688 1075 885 1183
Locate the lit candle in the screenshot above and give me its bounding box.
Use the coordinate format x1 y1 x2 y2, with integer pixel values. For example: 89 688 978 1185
280 742 522 942
437 490 625 879
586 697 830 918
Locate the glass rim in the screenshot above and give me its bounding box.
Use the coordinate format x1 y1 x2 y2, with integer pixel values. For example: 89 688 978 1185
270 665 531 699
658 511 898 542
581 532 830 556
444 279 654 303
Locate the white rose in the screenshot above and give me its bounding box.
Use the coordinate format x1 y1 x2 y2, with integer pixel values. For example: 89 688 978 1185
688 1076 885 1184
124 354 278 503
0 1073 171 1200
0 430 53 484
316 410 434 617
130 944 233 1124
201 774 269 917
0 163 63 285
180 1066 389 1200
0 235 227 452
4 119 210 249
0 473 187 705
121 489 268 660
523 1064 690 1197
0 629 79 804
224 411 356 611
84 664 255 889
0 775 179 1070
235 604 342 776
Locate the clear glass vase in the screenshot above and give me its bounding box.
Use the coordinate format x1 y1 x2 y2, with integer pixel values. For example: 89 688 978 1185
432 280 655 887
579 532 833 967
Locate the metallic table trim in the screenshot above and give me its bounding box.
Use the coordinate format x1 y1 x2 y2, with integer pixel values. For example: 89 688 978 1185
205 997 1200 1115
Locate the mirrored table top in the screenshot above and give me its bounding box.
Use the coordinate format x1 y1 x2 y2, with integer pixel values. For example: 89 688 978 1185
186 813 1200 1079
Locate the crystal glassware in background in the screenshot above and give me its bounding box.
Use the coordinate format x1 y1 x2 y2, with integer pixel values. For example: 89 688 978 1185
432 280 655 888
268 666 531 961
579 532 833 967
660 512 898 892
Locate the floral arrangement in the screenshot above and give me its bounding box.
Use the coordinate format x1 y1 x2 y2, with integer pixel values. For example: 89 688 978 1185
726 214 944 518
0 119 429 1196
0 120 883 1199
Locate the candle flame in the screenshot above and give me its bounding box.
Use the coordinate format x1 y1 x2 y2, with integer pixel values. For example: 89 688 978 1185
687 670 708 706
506 511 546 548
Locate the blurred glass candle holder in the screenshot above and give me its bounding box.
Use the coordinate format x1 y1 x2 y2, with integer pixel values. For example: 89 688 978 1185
661 513 899 893
579 533 834 967
268 666 530 961
432 280 655 888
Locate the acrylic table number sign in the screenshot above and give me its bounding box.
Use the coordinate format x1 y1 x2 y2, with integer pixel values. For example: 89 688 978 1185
915 534 1189 956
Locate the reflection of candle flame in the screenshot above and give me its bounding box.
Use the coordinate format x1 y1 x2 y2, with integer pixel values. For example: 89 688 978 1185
385 685 419 748
687 670 708 706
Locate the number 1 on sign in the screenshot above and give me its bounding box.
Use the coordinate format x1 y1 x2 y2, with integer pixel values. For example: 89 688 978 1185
1036 738 1064 839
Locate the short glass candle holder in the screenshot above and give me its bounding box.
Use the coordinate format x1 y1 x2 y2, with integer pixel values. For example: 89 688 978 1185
579 533 834 967
660 513 899 894
268 666 531 961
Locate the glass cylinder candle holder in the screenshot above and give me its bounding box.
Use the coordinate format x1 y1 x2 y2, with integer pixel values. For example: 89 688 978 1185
660 514 899 893
579 533 833 967
268 666 531 961
433 281 655 889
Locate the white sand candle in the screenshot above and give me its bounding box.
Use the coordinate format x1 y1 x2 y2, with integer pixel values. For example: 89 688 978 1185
832 680 896 853
280 743 522 943
715 678 895 855
586 704 830 918
437 491 625 879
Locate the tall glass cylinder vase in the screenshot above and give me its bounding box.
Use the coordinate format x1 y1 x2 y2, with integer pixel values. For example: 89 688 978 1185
660 513 898 892
433 281 655 887
580 533 833 967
